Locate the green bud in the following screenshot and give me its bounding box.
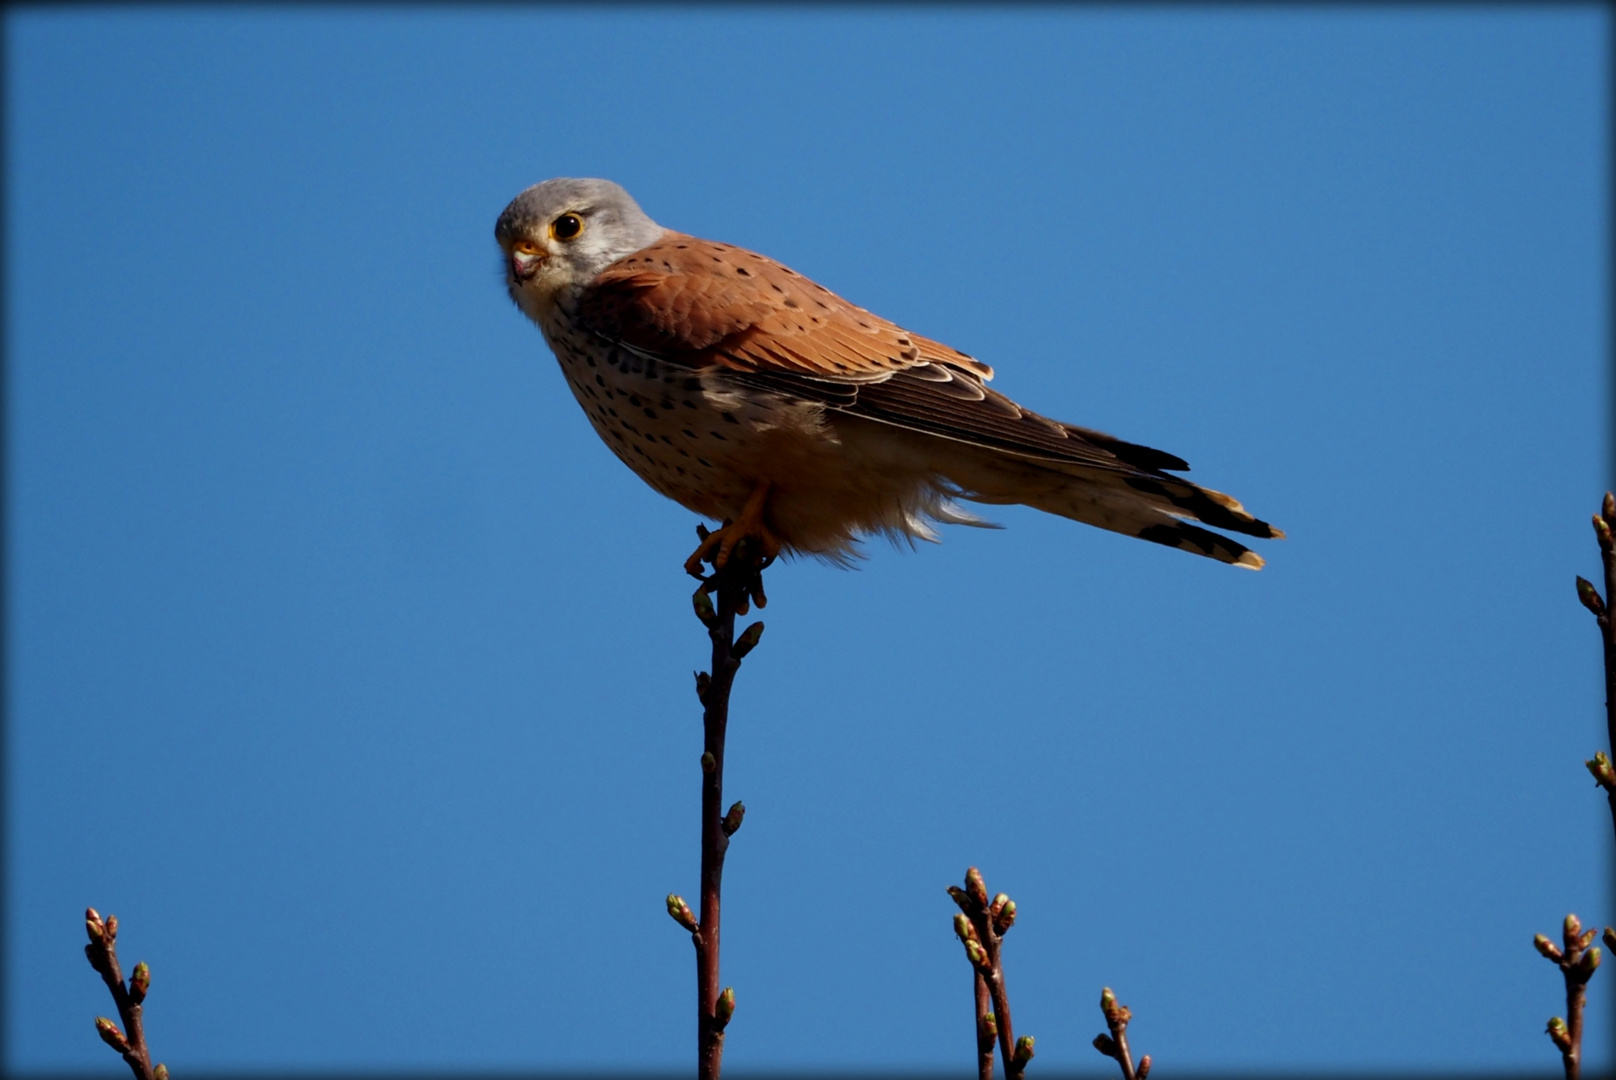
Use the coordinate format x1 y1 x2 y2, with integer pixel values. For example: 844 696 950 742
990 893 1009 916
666 894 699 933
965 867 988 907
1548 1016 1572 1052
129 962 150 1004
946 885 973 914
722 801 746 836
1587 752 1616 789
715 987 736 1029
733 622 765 659
701 751 716 773
995 900 1018 934
85 908 105 944
95 1017 129 1053
964 939 988 967
154 1066 169 1080
104 914 118 942
1535 934 1564 961
1577 576 1607 617
1577 946 1602 978
1596 514 1614 552
1093 1033 1119 1058
693 589 717 627
980 1012 997 1039
953 913 974 942
1565 913 1584 949
1012 1035 1035 1066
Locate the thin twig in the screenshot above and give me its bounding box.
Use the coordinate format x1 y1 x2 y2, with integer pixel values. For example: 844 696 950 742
1535 914 1605 1080
1092 987 1150 1080
949 867 1033 1080
974 971 996 1080
1575 492 1616 840
667 531 769 1080
83 908 166 1080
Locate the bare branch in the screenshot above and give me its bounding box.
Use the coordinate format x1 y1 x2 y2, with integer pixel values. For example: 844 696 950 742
84 908 166 1080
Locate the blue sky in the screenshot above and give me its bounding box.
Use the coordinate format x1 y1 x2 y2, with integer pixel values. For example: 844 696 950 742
5 7 1609 1075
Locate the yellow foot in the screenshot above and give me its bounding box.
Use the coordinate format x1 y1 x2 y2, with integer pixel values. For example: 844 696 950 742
684 517 781 579
685 483 780 579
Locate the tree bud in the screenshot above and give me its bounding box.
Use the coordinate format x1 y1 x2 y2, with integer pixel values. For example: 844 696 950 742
693 589 717 627
964 939 988 968
965 867 989 907
1587 752 1616 789
1604 926 1615 950
980 1012 998 1040
722 801 746 836
666 894 699 933
95 1017 129 1053
1101 987 1131 1026
701 751 716 773
86 908 106 944
154 1066 169 1080
1577 576 1607 616
1576 946 1601 979
1093 1033 1119 1058
733 622 765 659
1548 1016 1571 1052
104 915 118 941
1604 492 1615 522
1012 1035 1035 1066
129 962 150 1004
694 671 711 703
1565 913 1583 948
995 900 1018 934
715 987 735 1029
1138 1054 1153 1080
946 885 973 914
1596 513 1615 551
953 913 974 942
990 893 1009 917
1536 934 1564 961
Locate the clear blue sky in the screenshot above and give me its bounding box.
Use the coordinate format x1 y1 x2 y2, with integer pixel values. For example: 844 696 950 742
6 7 1609 1075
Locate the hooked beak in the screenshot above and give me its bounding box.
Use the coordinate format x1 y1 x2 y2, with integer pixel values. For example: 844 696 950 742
510 246 545 284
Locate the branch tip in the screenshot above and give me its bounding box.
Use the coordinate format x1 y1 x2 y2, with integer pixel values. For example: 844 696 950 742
1537 934 1565 962
965 867 988 907
95 1017 130 1054
721 801 746 836
666 894 699 934
129 962 150 1004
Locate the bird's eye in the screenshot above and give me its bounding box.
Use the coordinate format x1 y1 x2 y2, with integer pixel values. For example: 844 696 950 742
551 213 584 242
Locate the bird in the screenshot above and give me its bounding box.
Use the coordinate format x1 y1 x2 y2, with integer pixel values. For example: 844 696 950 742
495 178 1282 576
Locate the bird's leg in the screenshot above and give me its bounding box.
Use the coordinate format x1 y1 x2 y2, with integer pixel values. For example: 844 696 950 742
685 483 780 580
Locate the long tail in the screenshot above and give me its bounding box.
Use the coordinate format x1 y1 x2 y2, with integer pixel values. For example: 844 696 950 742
940 448 1284 569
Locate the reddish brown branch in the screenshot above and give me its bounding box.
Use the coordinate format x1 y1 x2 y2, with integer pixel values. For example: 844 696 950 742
83 908 166 1080
1576 492 1616 840
668 535 769 1080
1535 914 1606 1080
949 867 1032 1080
1092 987 1150 1080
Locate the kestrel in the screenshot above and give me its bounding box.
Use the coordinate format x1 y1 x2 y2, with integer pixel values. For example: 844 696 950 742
496 178 1282 574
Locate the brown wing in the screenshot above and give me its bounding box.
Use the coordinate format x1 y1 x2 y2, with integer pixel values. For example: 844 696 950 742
573 233 1278 540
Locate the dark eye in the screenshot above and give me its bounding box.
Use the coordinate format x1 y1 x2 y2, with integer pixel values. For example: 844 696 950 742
552 213 584 241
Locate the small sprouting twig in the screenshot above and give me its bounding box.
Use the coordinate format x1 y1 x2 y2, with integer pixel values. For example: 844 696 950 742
1575 492 1616 841
948 867 1033 1080
83 907 167 1080
1534 914 1607 1080
666 530 769 1080
1093 987 1150 1080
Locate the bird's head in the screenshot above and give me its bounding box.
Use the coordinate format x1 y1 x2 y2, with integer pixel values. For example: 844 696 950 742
495 178 665 322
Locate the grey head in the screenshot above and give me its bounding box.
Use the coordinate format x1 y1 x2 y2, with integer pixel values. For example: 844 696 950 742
495 178 666 316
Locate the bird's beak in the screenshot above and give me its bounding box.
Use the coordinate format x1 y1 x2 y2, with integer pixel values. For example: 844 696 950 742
510 247 545 284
